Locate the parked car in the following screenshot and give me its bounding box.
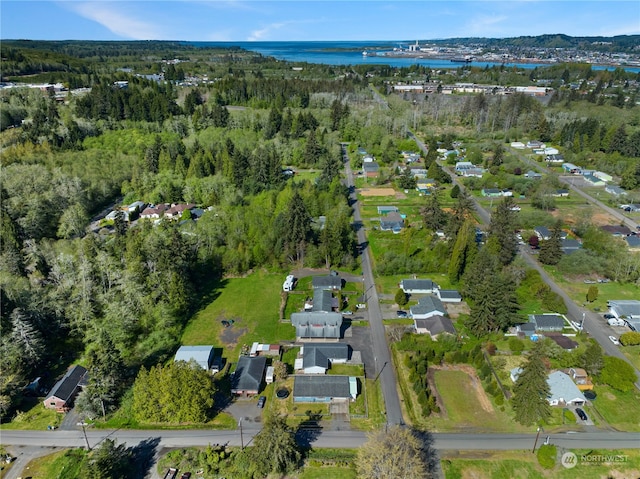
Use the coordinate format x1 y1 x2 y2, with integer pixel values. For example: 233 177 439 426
221 320 230 328
257 396 266 408
396 310 408 318
609 335 620 345
180 473 191 479
603 313 615 320
608 318 625 326
575 408 588 421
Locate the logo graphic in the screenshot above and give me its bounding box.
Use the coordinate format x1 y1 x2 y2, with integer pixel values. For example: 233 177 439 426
561 452 578 469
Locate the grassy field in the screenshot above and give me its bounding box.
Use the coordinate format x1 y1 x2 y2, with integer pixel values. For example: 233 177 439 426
441 449 640 479
0 398 63 430
18 449 86 479
589 384 640 432
350 378 386 431
181 271 294 359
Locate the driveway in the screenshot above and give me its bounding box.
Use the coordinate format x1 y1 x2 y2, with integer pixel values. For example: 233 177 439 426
343 325 375 379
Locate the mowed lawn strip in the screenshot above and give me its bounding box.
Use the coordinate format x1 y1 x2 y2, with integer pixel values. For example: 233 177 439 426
182 272 294 358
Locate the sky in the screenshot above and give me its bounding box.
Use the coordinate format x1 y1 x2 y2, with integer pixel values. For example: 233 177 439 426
1 1 639 42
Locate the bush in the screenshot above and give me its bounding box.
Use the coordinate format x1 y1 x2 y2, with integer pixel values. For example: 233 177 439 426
619 331 640 346
542 291 568 314
508 337 525 355
537 444 557 469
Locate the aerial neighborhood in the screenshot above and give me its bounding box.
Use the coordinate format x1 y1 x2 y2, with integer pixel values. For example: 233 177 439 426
1 35 640 479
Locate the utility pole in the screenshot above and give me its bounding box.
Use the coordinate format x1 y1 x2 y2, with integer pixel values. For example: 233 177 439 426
375 361 388 382
77 422 91 451
239 418 244 450
532 426 542 453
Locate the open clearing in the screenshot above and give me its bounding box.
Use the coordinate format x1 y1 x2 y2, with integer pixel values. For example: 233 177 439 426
359 187 400 197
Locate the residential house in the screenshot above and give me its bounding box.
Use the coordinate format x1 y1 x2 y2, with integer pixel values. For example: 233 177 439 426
547 371 587 406
545 154 565 164
461 167 484 178
231 356 267 396
454 161 474 173
562 163 582 174
409 168 429 178
583 174 606 187
481 188 502 197
174 345 215 370
362 154 375 163
561 239 583 254
436 289 462 303
307 288 337 312
293 375 357 403
526 140 546 149
312 275 342 291
414 315 456 339
543 147 559 155
400 279 438 294
534 226 567 241
43 365 88 412
605 185 626 196
528 314 566 331
608 300 640 321
552 189 570 197
299 343 350 374
516 322 536 337
140 203 168 219
291 312 343 340
567 367 594 391
127 201 146 213
524 170 542 180
376 206 399 215
410 295 446 320
165 203 196 220
511 142 525 149
626 236 640 251
600 225 632 237
593 171 613 183
380 212 404 233
363 162 380 177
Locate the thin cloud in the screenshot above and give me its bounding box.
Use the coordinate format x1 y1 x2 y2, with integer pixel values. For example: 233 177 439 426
247 18 322 41
64 2 162 40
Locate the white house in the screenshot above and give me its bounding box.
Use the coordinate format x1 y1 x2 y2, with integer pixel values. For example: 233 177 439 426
547 371 587 406
400 279 438 294
174 345 215 370
410 295 446 320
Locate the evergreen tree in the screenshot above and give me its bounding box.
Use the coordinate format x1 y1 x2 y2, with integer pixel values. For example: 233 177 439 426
395 289 408 307
487 197 518 265
448 218 477 283
81 439 131 479
539 221 563 265
512 343 551 426
580 341 603 377
247 416 301 477
420 191 448 231
281 190 311 263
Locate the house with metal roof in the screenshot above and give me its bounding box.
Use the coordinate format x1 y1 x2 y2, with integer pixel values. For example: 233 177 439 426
626 236 640 251
436 289 462 303
299 343 350 374
174 345 215 370
312 275 342 291
231 356 267 396
547 371 586 406
293 375 357 403
400 279 438 294
608 300 640 320
410 295 446 320
43 365 88 412
561 239 583 254
291 312 343 340
528 314 566 331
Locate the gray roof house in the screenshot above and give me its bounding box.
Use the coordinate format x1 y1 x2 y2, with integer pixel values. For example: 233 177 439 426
231 356 267 396
174 345 214 370
291 312 343 340
547 371 587 406
608 300 640 320
312 275 342 291
414 315 456 339
400 279 438 294
605 185 626 196
626 236 640 251
410 295 446 320
43 365 88 411
436 289 462 303
535 227 568 241
312 288 335 312
380 212 404 233
293 375 357 403
363 162 380 176
529 314 565 331
516 322 536 337
561 239 583 254
600 225 632 237
301 343 350 374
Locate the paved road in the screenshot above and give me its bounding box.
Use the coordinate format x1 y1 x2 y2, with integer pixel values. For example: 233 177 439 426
408 131 639 388
342 145 404 426
2 429 639 451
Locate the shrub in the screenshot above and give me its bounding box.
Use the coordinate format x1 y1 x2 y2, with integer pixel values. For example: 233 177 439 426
619 331 640 346
485 342 497 355
537 444 556 469
508 337 525 355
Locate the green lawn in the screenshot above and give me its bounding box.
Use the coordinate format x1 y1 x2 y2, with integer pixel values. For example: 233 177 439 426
441 449 640 479
297 465 357 479
18 449 86 479
0 398 63 430
589 385 640 432
181 271 294 359
328 364 364 376
350 378 386 431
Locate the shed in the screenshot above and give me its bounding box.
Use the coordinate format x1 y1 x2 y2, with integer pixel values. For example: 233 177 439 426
43 365 88 412
436 289 462 303
174 345 214 370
